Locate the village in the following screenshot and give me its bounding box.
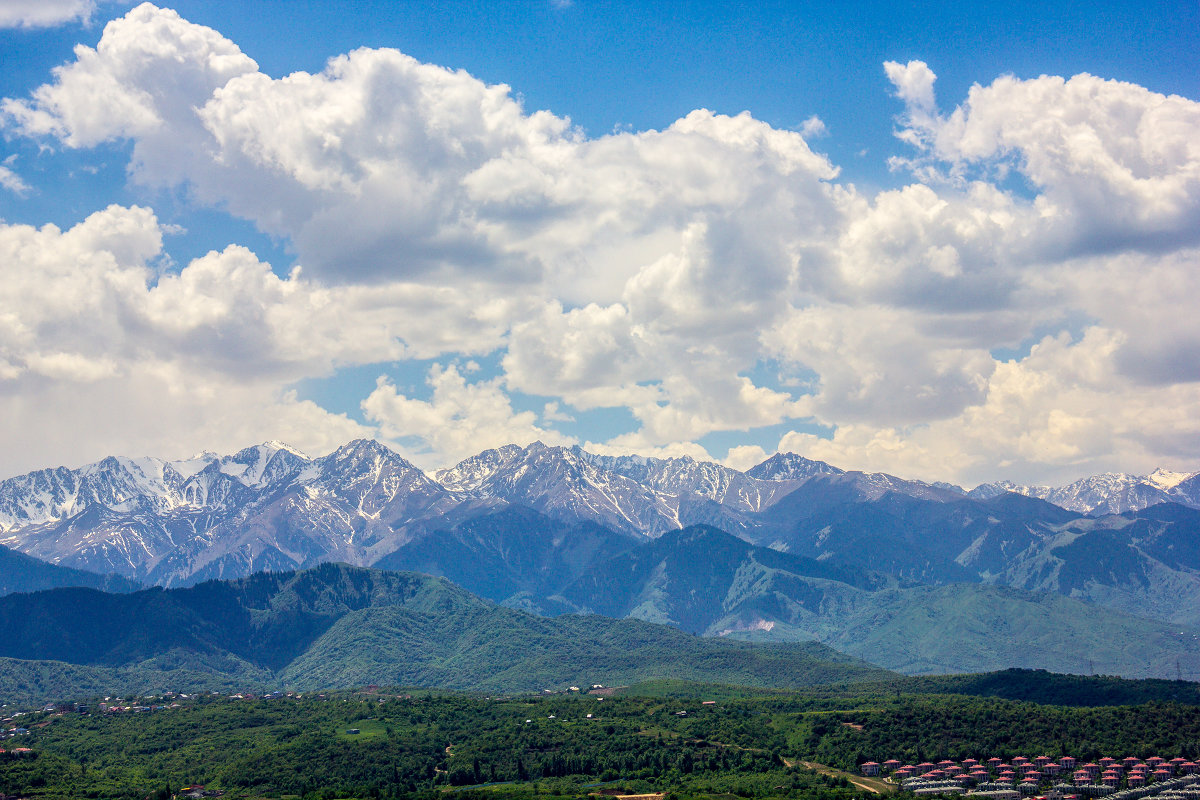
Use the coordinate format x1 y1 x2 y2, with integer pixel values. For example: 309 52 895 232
862 756 1200 800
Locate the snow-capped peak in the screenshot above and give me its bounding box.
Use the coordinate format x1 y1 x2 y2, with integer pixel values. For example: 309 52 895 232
1148 467 1196 492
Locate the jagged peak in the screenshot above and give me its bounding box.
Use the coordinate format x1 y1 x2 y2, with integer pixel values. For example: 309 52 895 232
571 446 700 471
333 438 396 456
260 440 308 458
745 451 842 480
1148 467 1196 491
320 438 421 472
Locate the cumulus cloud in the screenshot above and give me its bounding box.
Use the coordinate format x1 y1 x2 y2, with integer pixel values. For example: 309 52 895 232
888 61 1200 254
362 363 575 468
2 6 1200 483
764 303 997 426
0 0 95 28
776 327 1200 486
0 205 470 474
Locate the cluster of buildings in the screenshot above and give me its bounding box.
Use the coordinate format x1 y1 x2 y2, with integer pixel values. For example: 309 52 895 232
0 716 30 741
860 756 1200 798
0 713 33 757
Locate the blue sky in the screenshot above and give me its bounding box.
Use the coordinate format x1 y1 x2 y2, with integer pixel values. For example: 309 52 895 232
1 0 1198 485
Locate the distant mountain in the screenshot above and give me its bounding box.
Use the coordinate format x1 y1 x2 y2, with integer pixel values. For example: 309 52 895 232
971 468 1200 515
744 452 843 482
0 563 889 701
750 454 963 502
808 583 1200 679
0 544 140 596
373 505 641 611
435 442 684 535
748 480 1200 628
547 526 1200 679
555 525 876 633
2 438 1199 668
0 440 464 585
573 447 807 512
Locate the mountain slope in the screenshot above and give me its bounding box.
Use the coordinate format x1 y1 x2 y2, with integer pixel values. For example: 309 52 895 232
279 603 885 692
749 478 1200 627
811 583 1200 678
556 525 875 632
549 526 1200 679
0 544 141 596
372 505 641 610
0 563 889 700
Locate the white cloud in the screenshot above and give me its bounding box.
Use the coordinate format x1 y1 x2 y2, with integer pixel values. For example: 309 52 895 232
0 163 29 195
775 327 1200 486
799 115 827 139
362 363 575 468
0 0 94 28
0 205 497 475
2 7 1199 484
764 303 997 426
885 60 937 115
723 444 771 472
888 61 1200 254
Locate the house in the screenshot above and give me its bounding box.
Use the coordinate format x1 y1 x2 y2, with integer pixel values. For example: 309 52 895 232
862 762 881 776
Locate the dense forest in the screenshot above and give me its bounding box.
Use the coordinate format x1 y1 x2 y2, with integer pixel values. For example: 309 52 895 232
3 673 1200 800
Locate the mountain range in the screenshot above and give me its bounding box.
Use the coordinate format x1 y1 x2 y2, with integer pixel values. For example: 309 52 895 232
2 439 1200 679
0 562 886 701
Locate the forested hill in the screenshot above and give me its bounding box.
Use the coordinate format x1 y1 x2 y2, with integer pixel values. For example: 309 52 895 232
0 563 889 702
0 544 140 596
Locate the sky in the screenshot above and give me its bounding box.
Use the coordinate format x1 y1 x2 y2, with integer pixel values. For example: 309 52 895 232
0 0 1198 487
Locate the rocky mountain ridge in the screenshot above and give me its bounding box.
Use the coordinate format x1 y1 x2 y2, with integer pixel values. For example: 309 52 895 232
970 468 1200 515
2 439 1197 588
